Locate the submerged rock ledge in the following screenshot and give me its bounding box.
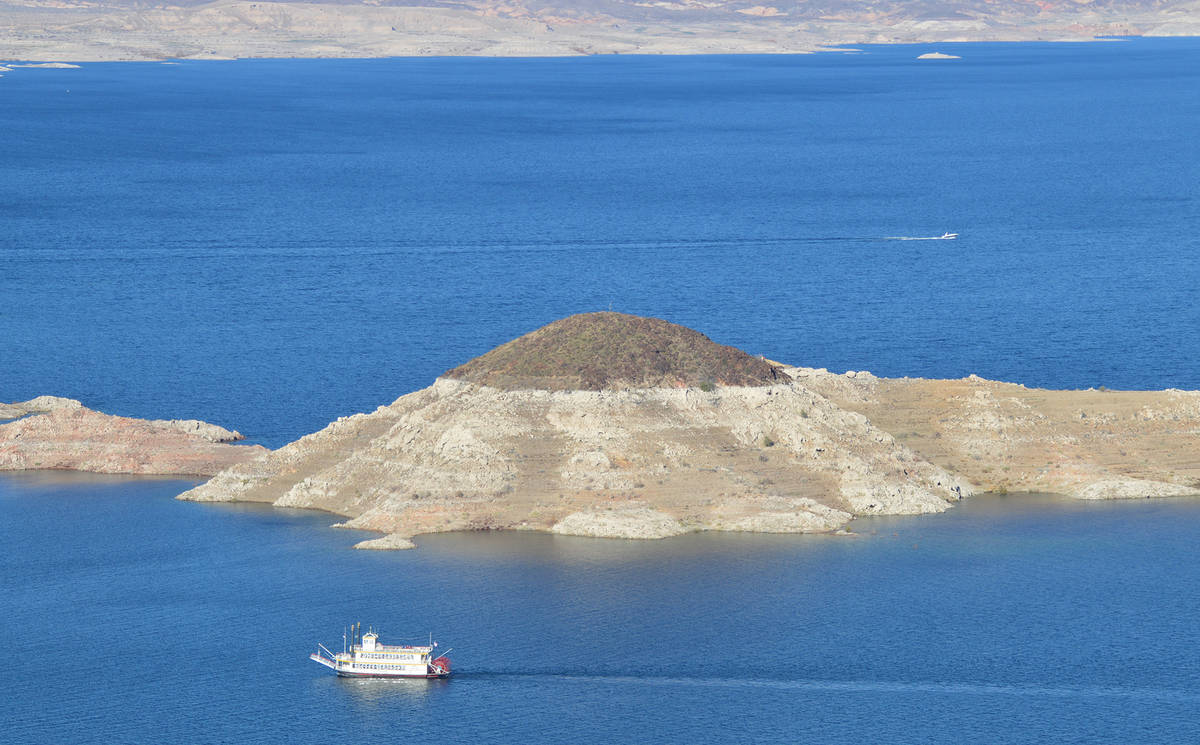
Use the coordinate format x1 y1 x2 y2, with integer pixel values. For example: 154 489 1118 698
178 313 1200 549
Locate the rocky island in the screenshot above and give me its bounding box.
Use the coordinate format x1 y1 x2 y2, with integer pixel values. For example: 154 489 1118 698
0 395 267 475
179 312 1200 548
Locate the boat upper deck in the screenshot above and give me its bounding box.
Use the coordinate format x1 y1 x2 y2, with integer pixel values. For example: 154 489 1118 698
352 643 432 654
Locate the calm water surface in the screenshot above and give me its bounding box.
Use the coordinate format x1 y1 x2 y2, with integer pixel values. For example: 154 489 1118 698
2 476 1200 743
3 40 1199 446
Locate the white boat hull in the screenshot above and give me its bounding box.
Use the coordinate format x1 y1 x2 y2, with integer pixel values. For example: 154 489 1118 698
309 634 451 679
336 669 448 679
310 653 449 679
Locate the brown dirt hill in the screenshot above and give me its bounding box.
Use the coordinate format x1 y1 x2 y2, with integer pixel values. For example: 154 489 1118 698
443 312 790 391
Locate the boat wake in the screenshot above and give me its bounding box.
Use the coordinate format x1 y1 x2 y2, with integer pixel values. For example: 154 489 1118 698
460 671 1199 701
885 232 958 241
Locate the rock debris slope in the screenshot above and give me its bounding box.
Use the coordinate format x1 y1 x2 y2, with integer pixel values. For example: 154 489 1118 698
180 313 973 547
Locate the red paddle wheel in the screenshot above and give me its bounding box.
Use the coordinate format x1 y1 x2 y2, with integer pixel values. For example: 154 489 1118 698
431 656 452 675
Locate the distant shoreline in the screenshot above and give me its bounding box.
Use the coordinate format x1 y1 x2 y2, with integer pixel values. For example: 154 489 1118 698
5 36 1195 66
1 0 1195 65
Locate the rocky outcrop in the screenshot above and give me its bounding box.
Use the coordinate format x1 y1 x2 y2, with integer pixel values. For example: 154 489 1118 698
1073 478 1199 501
180 314 972 547
793 369 1200 502
2 395 84 416
0 398 266 476
552 506 690 539
146 418 246 443
352 533 418 550
179 314 1200 548
182 377 968 544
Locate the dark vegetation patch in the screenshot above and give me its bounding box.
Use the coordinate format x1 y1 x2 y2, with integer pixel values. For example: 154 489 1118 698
443 312 790 391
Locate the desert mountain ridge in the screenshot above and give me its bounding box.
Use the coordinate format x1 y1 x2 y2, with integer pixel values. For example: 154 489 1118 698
3 0 1198 62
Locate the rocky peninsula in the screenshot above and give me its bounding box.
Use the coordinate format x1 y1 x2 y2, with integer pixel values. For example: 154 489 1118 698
0 396 267 475
795 369 1200 501
179 312 1200 549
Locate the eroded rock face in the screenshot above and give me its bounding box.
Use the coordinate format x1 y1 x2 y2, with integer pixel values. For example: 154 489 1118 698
1074 479 1199 501
551 506 689 539
0 399 266 476
794 369 1200 501
180 376 970 545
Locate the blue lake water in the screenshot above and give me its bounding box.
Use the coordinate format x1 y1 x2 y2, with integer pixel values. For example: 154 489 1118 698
3 39 1200 743
4 476 1200 743
3 40 1199 446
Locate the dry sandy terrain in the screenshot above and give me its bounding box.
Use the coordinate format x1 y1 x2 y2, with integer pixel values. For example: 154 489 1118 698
794 368 1200 498
2 0 1198 61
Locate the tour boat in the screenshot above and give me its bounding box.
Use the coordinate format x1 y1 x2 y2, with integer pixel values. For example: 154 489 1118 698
310 624 451 678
